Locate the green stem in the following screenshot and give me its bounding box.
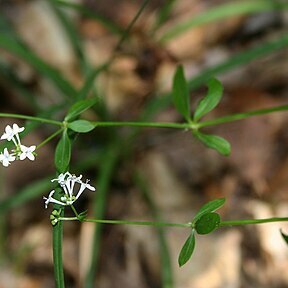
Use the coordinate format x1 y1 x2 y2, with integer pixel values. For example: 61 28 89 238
220 217 288 227
70 205 79 217
92 121 193 129
198 104 288 128
36 128 64 150
59 214 288 228
53 217 65 288
0 113 63 126
114 0 149 51
60 216 191 228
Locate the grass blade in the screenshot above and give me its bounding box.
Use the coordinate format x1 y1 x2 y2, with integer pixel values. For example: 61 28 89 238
152 0 177 32
54 0 124 35
188 33 288 91
0 62 38 110
85 143 120 287
0 177 52 214
49 0 88 74
0 34 77 99
160 0 288 42
135 173 174 288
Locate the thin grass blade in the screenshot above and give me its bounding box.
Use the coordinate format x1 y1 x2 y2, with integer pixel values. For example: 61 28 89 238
160 0 288 42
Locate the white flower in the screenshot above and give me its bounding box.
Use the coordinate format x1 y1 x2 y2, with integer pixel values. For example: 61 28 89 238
0 148 16 167
75 180 96 200
1 124 24 146
43 190 66 209
19 145 36 161
51 172 72 186
44 172 96 208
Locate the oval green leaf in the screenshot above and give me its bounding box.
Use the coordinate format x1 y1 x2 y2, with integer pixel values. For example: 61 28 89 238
65 98 97 121
194 78 223 122
178 230 196 267
193 198 225 223
172 65 190 121
55 129 71 173
193 131 231 156
195 212 220 235
68 120 96 133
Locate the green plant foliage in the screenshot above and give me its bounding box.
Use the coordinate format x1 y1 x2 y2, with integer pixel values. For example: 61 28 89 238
53 213 65 287
68 120 95 133
193 198 225 223
160 0 288 42
193 131 231 156
280 229 288 245
55 130 71 172
172 65 190 121
178 230 196 267
0 177 52 214
65 98 97 121
194 78 223 122
195 212 220 235
0 34 77 99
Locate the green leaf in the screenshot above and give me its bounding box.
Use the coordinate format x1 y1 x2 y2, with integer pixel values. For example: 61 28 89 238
280 229 288 245
193 131 231 156
65 98 97 121
54 0 124 35
68 120 96 133
195 212 220 235
178 231 196 267
0 176 52 214
160 0 288 42
194 78 223 122
193 198 225 223
0 34 77 99
172 65 190 121
55 129 71 172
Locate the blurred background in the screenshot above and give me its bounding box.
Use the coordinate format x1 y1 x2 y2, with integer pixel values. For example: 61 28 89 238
1 0 288 287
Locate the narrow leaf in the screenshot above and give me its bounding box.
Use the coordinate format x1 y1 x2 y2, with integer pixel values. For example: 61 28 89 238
280 229 288 245
55 130 71 172
195 212 220 235
178 231 196 267
194 78 223 122
193 131 231 156
172 65 190 121
0 34 77 99
0 177 52 214
160 1 288 42
55 0 124 35
68 120 96 133
193 198 225 223
65 98 97 121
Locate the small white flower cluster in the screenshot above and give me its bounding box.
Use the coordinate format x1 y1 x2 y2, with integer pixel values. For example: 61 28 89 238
0 123 36 167
44 172 96 209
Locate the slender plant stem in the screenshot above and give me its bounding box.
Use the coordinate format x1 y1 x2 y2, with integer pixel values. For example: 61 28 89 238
198 104 288 128
92 121 193 129
70 205 79 217
220 217 288 227
53 217 65 288
36 128 64 150
0 113 63 126
59 216 191 228
58 215 288 228
114 0 150 52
